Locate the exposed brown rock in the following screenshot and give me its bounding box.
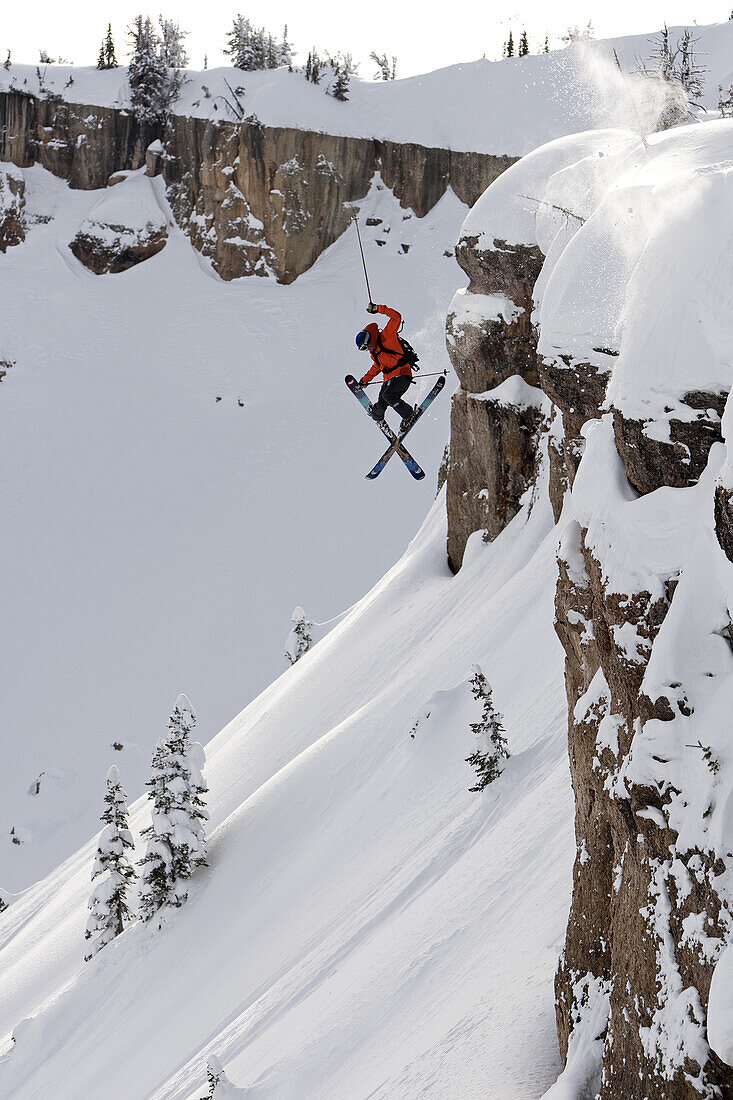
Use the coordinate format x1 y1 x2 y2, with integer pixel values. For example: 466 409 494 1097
69 224 167 274
446 390 544 571
614 390 727 496
714 485 733 564
456 234 544 303
554 521 733 1097
444 231 545 571
446 300 539 395
539 354 612 442
163 115 516 283
0 166 25 251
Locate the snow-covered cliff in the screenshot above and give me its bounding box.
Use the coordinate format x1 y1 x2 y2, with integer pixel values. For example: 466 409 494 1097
446 118 733 1096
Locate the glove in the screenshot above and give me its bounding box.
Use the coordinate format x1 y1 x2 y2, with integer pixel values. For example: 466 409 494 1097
359 377 368 387
366 303 379 314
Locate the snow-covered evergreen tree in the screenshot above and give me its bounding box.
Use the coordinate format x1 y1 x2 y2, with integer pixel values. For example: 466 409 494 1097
200 1055 240 1097
370 51 395 80
105 24 117 68
279 25 294 70
225 15 251 69
85 765 136 960
225 15 286 71
519 30 529 56
505 32 515 58
128 15 179 124
332 63 350 102
285 606 314 664
464 665 509 792
159 17 189 69
98 25 118 70
138 695 208 923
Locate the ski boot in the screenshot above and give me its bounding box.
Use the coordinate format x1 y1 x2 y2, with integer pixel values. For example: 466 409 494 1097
399 408 416 436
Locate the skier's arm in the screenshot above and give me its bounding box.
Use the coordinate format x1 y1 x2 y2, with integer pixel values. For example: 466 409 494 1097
377 304 402 341
361 359 381 384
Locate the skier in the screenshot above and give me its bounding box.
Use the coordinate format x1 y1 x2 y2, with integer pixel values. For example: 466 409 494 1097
355 303 416 432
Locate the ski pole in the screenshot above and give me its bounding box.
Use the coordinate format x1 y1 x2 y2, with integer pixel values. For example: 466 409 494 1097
362 370 449 386
354 216 374 304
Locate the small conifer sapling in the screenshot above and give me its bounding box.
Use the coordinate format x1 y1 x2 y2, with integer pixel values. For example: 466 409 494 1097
285 605 314 664
465 665 509 792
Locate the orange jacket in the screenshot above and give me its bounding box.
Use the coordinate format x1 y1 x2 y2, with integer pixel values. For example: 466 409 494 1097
361 305 413 383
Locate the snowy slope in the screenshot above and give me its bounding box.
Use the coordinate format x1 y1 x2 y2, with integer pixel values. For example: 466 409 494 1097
2 20 733 155
0 449 572 1099
0 166 465 891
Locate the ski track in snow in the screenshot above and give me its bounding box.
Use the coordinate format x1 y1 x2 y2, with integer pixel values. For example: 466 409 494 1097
0 447 573 1097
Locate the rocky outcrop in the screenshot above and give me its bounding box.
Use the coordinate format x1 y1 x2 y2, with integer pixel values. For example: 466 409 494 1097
69 172 168 274
614 390 727 496
444 235 545 571
162 115 514 283
70 222 167 274
0 89 516 283
0 90 154 188
0 165 25 251
714 485 733 564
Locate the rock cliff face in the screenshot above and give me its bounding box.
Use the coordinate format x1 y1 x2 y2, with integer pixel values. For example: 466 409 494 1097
0 165 25 251
0 89 514 283
445 127 733 1097
444 238 546 571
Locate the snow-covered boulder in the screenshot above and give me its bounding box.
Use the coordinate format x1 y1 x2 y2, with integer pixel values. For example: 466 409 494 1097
69 172 168 274
0 166 25 252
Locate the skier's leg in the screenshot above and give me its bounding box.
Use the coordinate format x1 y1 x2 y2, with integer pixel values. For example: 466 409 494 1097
370 381 389 421
384 376 414 420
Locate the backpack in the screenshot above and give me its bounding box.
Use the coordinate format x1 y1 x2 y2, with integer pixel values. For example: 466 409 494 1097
373 331 420 373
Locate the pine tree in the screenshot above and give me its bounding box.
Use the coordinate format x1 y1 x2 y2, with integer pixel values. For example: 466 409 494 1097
464 665 509 792
128 15 179 124
138 695 208 922
285 606 314 664
544 35 550 53
519 30 529 57
370 50 393 80
104 24 117 68
97 43 106 70
159 17 189 69
225 14 254 70
332 62 349 101
279 25 294 70
85 766 136 960
506 31 515 58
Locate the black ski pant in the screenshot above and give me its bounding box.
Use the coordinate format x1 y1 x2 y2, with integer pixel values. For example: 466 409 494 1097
371 375 413 421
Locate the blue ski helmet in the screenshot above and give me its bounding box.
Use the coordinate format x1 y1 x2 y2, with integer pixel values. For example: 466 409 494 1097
355 329 371 351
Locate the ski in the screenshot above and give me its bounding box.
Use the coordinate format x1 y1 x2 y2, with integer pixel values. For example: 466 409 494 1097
366 374 446 480
345 375 425 481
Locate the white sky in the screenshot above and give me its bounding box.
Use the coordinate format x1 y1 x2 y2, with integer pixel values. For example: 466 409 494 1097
1 1 729 76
